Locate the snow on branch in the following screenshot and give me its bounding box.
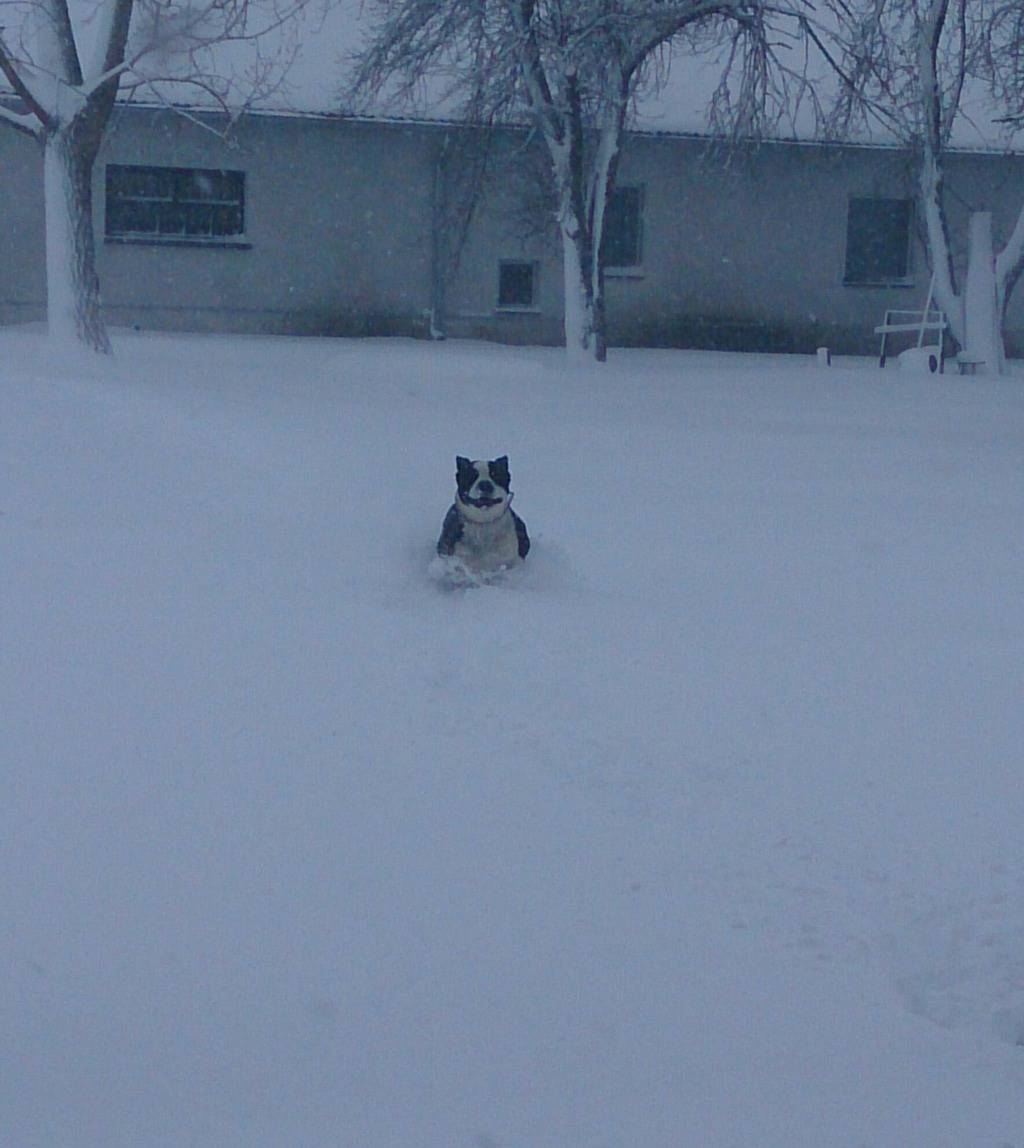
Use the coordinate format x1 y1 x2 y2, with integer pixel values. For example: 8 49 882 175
0 93 42 131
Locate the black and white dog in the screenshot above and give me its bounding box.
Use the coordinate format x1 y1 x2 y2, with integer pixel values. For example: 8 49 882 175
436 456 530 577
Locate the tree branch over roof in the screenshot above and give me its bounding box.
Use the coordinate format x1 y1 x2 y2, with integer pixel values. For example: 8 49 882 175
0 31 55 127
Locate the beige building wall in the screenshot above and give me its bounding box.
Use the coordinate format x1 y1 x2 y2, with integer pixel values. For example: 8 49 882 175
3 105 1024 354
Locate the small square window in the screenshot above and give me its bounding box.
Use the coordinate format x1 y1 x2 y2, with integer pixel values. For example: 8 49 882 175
498 261 536 309
844 197 912 285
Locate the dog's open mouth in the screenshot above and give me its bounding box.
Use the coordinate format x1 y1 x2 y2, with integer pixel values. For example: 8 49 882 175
462 494 504 509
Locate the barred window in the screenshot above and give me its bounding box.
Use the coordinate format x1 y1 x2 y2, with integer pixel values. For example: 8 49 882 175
603 185 644 268
105 165 245 242
844 197 912 285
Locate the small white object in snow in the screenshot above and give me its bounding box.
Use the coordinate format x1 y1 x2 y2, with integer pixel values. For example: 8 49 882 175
897 345 941 373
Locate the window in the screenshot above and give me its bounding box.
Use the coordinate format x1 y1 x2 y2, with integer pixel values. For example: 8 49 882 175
844 197 912 285
105 165 245 243
498 261 536 309
603 185 644 269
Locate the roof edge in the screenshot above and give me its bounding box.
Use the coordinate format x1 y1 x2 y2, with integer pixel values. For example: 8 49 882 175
4 90 1023 157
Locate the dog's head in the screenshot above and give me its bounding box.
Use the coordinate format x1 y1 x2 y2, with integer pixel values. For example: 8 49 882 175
456 455 512 523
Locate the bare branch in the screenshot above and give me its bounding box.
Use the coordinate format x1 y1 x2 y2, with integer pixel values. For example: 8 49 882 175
93 0 135 83
0 95 41 134
0 31 55 127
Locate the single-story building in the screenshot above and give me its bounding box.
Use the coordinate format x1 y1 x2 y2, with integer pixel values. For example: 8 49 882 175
3 101 1024 355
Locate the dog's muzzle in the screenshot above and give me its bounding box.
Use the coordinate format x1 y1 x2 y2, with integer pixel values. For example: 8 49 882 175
461 494 504 510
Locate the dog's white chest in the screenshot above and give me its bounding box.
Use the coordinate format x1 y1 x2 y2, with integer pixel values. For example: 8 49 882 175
455 511 521 572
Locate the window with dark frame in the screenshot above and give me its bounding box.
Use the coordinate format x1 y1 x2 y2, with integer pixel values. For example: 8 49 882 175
105 165 245 242
843 197 913 285
498 260 536 309
603 185 644 269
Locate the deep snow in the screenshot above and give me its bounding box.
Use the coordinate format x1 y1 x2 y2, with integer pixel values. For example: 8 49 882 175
2 329 1024 1146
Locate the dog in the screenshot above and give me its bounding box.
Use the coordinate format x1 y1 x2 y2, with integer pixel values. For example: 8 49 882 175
436 455 530 576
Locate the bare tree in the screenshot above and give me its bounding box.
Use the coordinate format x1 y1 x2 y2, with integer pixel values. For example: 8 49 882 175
827 0 1024 373
351 0 830 361
0 0 315 352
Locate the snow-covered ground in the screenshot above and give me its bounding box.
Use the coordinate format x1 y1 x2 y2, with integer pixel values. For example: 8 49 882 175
3 328 1024 1147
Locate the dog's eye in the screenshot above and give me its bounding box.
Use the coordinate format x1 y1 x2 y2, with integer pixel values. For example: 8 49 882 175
456 457 480 493
489 458 510 489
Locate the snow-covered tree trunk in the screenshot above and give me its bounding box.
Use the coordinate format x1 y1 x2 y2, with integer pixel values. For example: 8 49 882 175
548 123 598 359
550 104 625 361
587 111 625 364
915 2 964 352
3 0 310 354
3 0 127 354
559 219 595 358
918 154 963 349
994 204 1024 375
902 0 1017 374
963 211 1005 375
43 125 111 353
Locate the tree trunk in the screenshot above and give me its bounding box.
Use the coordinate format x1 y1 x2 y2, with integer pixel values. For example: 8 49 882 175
560 220 598 359
919 154 963 349
588 112 626 365
963 212 1005 375
589 176 613 364
43 126 111 354
592 278 608 363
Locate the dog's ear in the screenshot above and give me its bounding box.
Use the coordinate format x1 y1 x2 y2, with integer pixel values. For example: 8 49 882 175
456 456 476 491
490 456 510 489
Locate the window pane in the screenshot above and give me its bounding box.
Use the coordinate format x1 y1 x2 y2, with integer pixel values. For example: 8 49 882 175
180 170 218 201
184 203 214 237
211 204 244 236
499 262 535 307
179 169 242 203
604 186 643 267
845 198 911 283
157 203 187 235
107 199 159 235
109 166 173 201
